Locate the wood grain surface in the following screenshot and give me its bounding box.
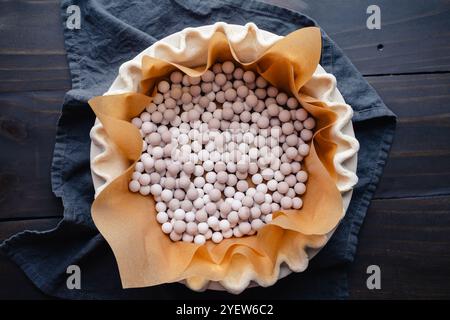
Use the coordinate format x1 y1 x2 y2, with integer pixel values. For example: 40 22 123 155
0 0 449 299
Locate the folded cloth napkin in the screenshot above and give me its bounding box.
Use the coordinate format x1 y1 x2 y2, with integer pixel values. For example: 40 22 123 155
0 0 396 299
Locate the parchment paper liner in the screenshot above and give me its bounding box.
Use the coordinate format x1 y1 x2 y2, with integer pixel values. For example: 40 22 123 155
89 27 343 293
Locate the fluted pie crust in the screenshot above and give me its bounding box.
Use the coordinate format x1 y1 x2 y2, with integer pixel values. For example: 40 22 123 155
89 22 359 293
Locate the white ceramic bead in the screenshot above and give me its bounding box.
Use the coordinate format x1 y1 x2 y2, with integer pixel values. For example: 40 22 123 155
193 176 205 188
173 220 186 234
255 76 267 88
169 71 183 84
161 222 173 234
185 211 196 223
292 197 303 209
182 233 193 242
285 147 298 160
223 186 235 198
257 116 270 129
219 201 232 216
161 189 173 202
222 61 235 74
211 231 223 243
238 207 250 220
155 202 167 213
132 172 142 181
233 67 244 79
233 226 243 237
224 88 237 101
280 197 292 209
226 161 237 174
267 179 278 192
169 198 181 211
212 63 222 74
156 211 168 224
193 197 204 210
286 97 299 109
184 188 197 202
135 161 145 173
296 170 308 183
195 209 208 222
243 71 255 83
300 129 313 141
173 208 185 220
299 143 310 157
222 229 233 238
236 180 248 193
194 234 206 245
231 199 242 211
207 216 219 230
304 117 316 130
254 192 265 204
278 110 291 122
238 222 252 235
256 184 268 193
271 202 280 212
294 182 306 195
227 211 239 224
207 188 220 202
251 219 264 231
280 163 292 176
129 180 141 192
219 219 231 232
205 229 213 240
285 175 296 188
249 207 260 219
197 222 209 234
261 168 274 180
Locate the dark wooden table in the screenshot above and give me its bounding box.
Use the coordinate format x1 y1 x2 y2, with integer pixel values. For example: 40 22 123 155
1 0 449 299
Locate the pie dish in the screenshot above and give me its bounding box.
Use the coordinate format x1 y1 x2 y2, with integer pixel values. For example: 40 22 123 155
89 22 359 293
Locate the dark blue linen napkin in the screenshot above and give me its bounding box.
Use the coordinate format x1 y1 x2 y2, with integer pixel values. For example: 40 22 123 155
0 0 396 299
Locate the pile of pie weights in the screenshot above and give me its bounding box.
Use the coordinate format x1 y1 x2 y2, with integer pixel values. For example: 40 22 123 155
129 61 315 245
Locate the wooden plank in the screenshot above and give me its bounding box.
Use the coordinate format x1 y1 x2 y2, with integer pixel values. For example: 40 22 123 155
1 0 449 93
0 54 71 92
0 0 71 92
348 196 450 299
368 73 450 198
0 218 60 299
0 91 64 220
268 0 450 75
